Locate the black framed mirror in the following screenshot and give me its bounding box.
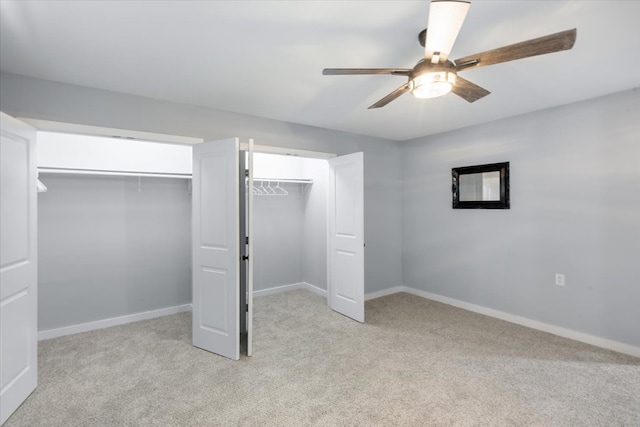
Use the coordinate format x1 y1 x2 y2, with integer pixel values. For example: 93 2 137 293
452 162 510 209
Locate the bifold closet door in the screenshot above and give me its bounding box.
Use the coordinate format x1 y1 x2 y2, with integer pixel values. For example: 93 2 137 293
246 139 254 356
238 140 254 357
192 138 240 360
328 152 365 323
0 113 38 425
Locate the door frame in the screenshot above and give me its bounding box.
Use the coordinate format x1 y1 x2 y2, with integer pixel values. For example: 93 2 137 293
241 143 336 160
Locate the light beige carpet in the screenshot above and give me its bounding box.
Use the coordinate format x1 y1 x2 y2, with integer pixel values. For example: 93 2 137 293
5 290 640 426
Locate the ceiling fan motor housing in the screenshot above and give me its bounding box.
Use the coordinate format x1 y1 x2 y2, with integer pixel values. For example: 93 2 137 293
411 59 457 80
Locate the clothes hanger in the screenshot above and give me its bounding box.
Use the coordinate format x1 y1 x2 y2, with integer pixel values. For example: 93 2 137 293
274 181 288 196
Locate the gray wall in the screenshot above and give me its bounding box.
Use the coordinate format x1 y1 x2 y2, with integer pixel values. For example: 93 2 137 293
0 72 403 294
252 182 304 291
402 89 640 347
302 159 328 289
38 174 191 331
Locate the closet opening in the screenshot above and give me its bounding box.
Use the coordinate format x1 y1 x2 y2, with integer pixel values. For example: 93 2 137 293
243 151 332 327
35 130 195 340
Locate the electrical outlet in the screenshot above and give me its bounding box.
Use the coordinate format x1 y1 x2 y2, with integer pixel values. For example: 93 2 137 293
555 273 565 286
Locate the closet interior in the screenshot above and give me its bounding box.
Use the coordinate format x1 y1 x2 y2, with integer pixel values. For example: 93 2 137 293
248 152 329 301
36 131 193 337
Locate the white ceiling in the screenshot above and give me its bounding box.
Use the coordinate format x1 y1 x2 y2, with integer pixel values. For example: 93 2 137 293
1 1 639 142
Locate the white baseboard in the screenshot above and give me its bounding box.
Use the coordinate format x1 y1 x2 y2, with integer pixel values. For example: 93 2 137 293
253 282 307 297
253 282 328 299
38 303 192 341
304 282 328 299
365 286 404 301
398 286 640 358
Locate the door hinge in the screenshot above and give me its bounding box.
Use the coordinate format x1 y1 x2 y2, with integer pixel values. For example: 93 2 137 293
242 255 249 261
246 236 249 245
245 169 249 177
246 304 249 312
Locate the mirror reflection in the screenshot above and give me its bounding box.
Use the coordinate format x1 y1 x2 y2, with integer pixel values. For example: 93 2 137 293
459 171 500 201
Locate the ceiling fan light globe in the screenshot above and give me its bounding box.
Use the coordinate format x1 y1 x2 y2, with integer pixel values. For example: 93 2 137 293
410 71 456 99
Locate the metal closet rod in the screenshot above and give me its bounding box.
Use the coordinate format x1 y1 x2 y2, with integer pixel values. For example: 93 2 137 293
38 169 313 183
38 167 192 179
252 177 313 184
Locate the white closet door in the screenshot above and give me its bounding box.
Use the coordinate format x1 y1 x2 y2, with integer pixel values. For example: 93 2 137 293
192 138 240 360
0 113 38 424
328 152 364 322
247 139 254 356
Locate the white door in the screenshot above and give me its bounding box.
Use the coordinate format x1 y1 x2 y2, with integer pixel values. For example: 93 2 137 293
0 113 38 425
246 139 254 356
192 138 240 360
327 152 364 322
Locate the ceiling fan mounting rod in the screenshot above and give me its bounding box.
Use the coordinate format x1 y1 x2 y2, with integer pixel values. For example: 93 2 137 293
418 28 428 48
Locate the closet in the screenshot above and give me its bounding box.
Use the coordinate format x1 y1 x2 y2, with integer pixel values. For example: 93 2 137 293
249 152 329 299
3 124 364 367
192 139 365 360
35 131 194 337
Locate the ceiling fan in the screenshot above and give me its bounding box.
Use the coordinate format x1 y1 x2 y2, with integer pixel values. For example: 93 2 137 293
323 0 577 109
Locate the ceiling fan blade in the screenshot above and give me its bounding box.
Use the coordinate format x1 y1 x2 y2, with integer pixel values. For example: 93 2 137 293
424 0 471 63
368 83 410 109
451 76 490 103
454 28 577 71
323 68 412 76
